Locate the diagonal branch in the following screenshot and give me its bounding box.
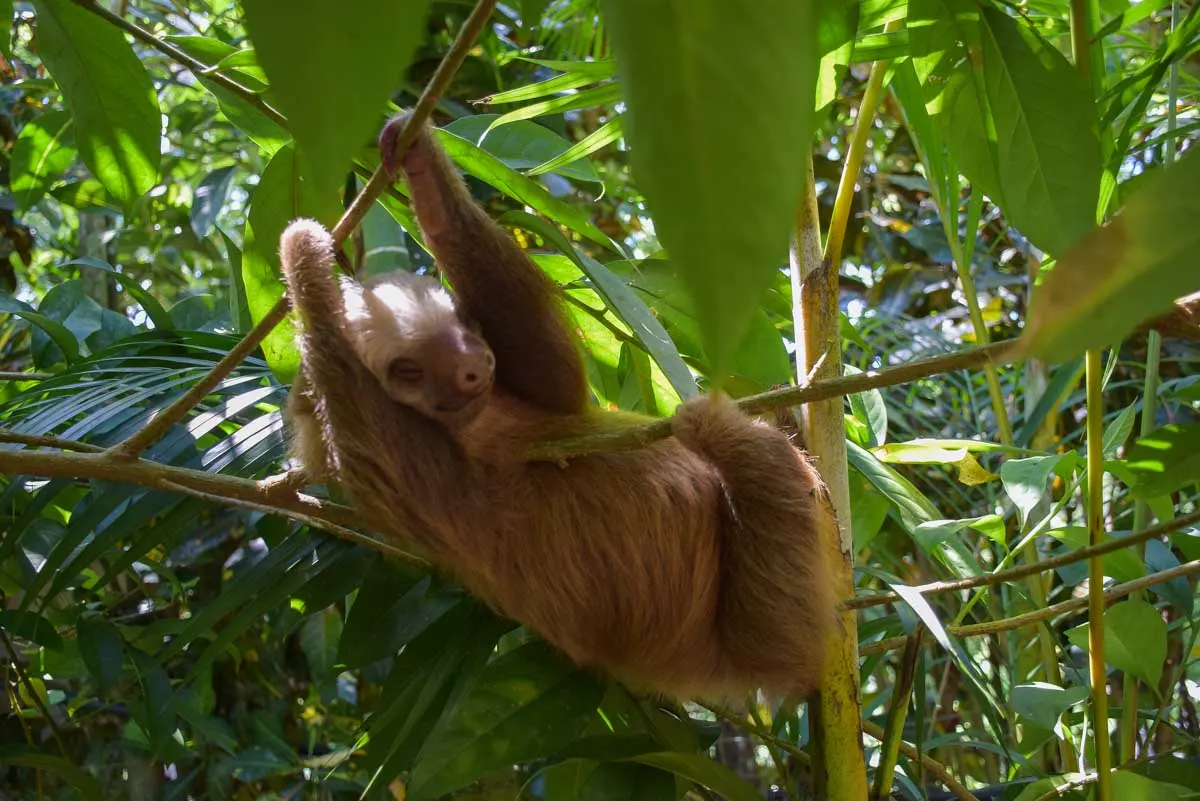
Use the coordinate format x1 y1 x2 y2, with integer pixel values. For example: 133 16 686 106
860 559 1200 656
846 508 1200 610
521 339 1024 460
106 0 498 459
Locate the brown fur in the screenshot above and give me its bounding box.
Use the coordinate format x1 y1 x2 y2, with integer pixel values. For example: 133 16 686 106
277 118 838 701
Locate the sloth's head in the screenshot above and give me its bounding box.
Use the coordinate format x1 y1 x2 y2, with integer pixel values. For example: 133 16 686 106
342 272 494 427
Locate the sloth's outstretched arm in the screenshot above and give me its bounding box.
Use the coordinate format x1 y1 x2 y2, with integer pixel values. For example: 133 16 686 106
381 116 589 416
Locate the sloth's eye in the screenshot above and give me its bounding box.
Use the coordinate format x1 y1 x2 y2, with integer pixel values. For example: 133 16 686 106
388 358 424 383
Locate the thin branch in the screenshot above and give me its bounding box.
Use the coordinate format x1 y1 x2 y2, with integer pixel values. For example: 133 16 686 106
70 0 286 127
0 446 370 539
860 559 1200 656
0 371 54 381
861 720 980 801
846 509 1200 610
0 430 103 453
106 0 497 459
331 0 498 245
521 339 1023 460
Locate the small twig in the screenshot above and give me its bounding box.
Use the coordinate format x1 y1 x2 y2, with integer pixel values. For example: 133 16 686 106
70 0 286 126
521 339 1023 460
861 559 1200 656
0 626 68 754
846 509 1200 610
0 371 54 381
106 0 497 459
331 0 498 245
0 446 365 535
861 719 980 801
0 430 103 453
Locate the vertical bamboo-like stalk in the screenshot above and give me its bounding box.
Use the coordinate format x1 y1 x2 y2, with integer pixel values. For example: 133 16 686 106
1071 0 1113 795
1123 0 1180 762
872 632 923 800
792 154 867 799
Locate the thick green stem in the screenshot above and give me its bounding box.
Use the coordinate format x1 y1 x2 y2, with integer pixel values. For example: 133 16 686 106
1084 351 1114 801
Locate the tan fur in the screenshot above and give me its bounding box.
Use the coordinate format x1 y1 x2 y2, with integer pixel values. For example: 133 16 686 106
278 117 838 701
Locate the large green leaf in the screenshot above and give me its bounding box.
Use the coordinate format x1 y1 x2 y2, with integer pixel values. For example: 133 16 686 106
1124 423 1200 500
909 0 1101 256
406 641 604 801
9 110 76 210
601 0 820 382
1025 150 1200 363
244 143 340 382
1066 599 1168 688
33 0 161 207
0 746 101 800
242 0 432 199
974 6 1101 255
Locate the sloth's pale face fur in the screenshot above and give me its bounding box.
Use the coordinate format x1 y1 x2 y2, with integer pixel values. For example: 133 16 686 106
340 272 494 426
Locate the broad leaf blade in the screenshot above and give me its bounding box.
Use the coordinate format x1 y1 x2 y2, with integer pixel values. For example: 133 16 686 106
1025 150 1200 363
242 0 432 199
602 0 820 382
406 641 604 801
33 0 161 207
10 109 76 210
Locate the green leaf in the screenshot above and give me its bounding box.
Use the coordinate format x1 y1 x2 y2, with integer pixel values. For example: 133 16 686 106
1000 454 1073 530
77 619 125 697
10 110 76 210
500 210 697 400
846 441 939 533
626 752 760 801
488 83 622 130
0 292 80 365
1026 150 1200 362
299 606 343 681
0 610 62 650
1125 423 1200 500
601 0 820 382
435 128 614 251
59 258 174 331
1066 600 1167 688
130 651 178 759
0 0 12 59
1110 770 1198 801
242 0 432 199
0 746 101 801
846 365 887 446
244 143 340 382
1010 682 1090 730
973 6 1101 255
339 564 457 668
443 114 601 184
914 515 1006 550
33 0 161 207
528 117 624 177
406 641 604 801
191 165 236 238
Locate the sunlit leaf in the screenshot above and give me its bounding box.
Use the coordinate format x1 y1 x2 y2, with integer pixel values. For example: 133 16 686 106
1066 600 1167 688
33 0 161 206
10 110 76 210
602 0 820 381
1025 150 1200 362
1124 423 1200 500
242 0 432 199
1010 682 1090 730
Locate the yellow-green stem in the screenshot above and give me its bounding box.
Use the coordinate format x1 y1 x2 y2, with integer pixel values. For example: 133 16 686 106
872 632 922 799
1085 350 1114 801
1124 0 1179 759
822 25 896 268
794 153 867 800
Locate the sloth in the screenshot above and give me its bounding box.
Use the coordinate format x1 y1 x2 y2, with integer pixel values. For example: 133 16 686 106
277 116 838 701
